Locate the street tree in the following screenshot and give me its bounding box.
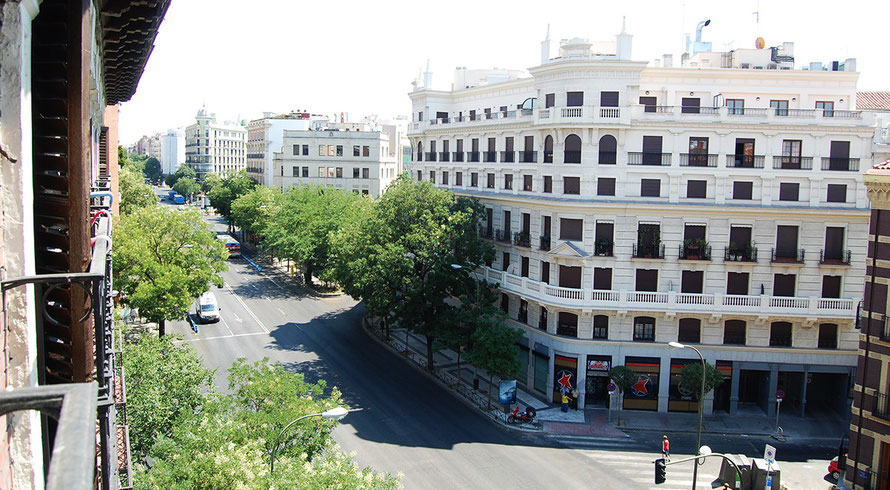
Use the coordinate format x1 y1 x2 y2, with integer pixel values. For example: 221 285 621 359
208 170 256 231
113 206 228 336
231 186 282 243
143 157 162 183
463 317 522 410
608 365 637 426
123 152 147 175
165 163 196 188
201 172 222 194
119 167 159 215
123 332 214 459
172 176 201 201
680 361 724 400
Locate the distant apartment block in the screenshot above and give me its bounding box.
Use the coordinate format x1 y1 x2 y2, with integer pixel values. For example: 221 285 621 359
185 106 247 178
247 111 326 187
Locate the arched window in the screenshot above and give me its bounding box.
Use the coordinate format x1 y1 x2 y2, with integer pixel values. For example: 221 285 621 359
416 142 423 162
677 318 701 343
723 320 746 345
564 134 582 164
557 312 578 337
769 321 793 347
593 315 608 339
598 135 617 165
544 135 554 163
818 323 838 349
633 316 656 341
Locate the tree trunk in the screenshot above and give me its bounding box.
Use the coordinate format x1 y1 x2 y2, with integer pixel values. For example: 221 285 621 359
487 374 493 410
425 336 435 371
455 351 462 389
303 265 312 285
616 390 622 426
158 318 166 338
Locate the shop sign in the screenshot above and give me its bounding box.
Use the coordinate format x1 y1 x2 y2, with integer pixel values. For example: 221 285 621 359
588 359 611 371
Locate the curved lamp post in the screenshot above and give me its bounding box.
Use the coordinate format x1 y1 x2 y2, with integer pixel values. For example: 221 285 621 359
669 341 705 490
270 406 348 474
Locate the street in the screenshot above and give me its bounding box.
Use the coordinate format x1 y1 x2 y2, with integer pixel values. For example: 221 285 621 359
157 187 839 489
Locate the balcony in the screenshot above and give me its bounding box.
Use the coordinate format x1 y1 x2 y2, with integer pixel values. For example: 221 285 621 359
682 106 718 115
873 392 890 421
514 232 531 248
563 151 582 164
452 151 464 162
627 152 671 166
539 236 552 251
478 267 857 318
536 105 629 125
519 151 538 163
425 152 437 162
495 229 512 243
772 156 813 170
557 323 578 337
772 248 805 263
821 157 860 171
724 245 758 262
438 152 450 162
594 239 613 257
820 249 852 265
633 242 665 259
727 107 768 116
679 242 712 260
680 153 718 167
483 151 497 163
467 151 480 162
543 150 553 163
725 154 765 169
500 151 516 163
478 226 494 240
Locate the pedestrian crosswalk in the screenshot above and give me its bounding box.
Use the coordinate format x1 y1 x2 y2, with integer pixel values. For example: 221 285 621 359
549 437 724 490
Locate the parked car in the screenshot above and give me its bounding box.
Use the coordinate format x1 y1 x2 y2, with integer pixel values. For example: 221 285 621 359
829 454 846 481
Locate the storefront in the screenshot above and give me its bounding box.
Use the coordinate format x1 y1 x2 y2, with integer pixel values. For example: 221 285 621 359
517 345 530 387
713 361 732 413
668 358 699 413
553 354 578 403
533 350 549 395
585 355 612 408
624 356 660 411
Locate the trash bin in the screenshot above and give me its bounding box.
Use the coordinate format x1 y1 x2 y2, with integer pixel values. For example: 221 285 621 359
751 458 780 490
719 454 752 490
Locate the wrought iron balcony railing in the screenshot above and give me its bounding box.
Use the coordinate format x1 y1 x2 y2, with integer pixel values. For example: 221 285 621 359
679 244 712 260
771 247 805 263
513 232 531 248
627 152 671 166
725 154 765 168
495 229 512 243
820 249 852 265
724 245 758 262
539 236 551 251
633 243 665 259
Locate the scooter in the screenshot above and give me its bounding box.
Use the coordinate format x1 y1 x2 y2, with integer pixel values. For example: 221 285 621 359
507 406 536 424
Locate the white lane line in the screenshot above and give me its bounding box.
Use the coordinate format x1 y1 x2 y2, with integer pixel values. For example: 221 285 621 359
224 282 270 333
219 315 235 336
277 308 286 315
177 331 268 343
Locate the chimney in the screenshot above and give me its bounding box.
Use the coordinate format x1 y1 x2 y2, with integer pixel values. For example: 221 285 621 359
663 54 673 68
615 17 632 60
541 24 551 65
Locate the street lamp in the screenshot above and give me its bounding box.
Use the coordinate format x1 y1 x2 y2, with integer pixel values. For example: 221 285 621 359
269 406 348 474
669 341 705 490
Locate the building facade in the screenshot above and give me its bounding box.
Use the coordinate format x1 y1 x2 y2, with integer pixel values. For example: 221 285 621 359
272 123 402 197
159 128 185 175
185 107 247 178
246 112 322 186
408 32 874 419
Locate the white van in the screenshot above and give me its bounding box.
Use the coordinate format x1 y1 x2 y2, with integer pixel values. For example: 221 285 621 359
195 292 220 323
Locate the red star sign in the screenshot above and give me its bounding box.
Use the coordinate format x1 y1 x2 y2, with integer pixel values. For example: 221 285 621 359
557 371 573 390
632 376 650 396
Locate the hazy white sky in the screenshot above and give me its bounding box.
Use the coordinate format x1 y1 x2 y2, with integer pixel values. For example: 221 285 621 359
118 0 889 144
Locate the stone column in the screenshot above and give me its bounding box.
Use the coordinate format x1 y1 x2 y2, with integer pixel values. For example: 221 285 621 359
767 366 779 417
658 356 671 413
730 363 741 414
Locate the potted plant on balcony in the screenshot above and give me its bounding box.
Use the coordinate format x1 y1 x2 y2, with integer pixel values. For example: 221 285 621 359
596 238 612 256
684 238 708 260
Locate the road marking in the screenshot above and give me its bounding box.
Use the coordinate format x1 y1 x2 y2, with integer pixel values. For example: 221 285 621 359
219 315 235 336
177 331 268 342
224 283 270 333
232 312 243 322
277 308 286 315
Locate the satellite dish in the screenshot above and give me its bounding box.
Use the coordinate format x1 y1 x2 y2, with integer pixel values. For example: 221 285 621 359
755 37 765 49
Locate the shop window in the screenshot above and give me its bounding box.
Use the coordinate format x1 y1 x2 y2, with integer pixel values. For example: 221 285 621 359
633 316 656 341
623 357 659 411
723 320 746 345
677 318 701 343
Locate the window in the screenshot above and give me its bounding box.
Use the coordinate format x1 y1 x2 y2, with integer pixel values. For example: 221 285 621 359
327 167 335 178
816 100 834 117
302 145 308 155
336 145 343 156
318 145 325 156
818 323 838 349
417 170 422 181
521 257 529 278
335 167 343 178
518 300 528 323
328 145 335 156
642 135 663 165
470 172 478 187
600 91 619 107
769 321 792 347
598 135 617 165
688 137 709 166
353 145 360 157
558 265 581 288
456 172 463 186
733 181 753 200
500 293 509 314
557 312 578 337
726 272 749 295
635 269 658 292
827 184 847 203
780 140 802 168
633 316 656 341
318 167 326 177
442 171 449 185
593 268 612 290
822 276 842 298
559 218 583 241
566 91 584 107
681 97 700 114
595 223 613 256
487 173 495 188
779 183 799 201
502 252 510 272
681 271 703 294
294 144 300 155
545 93 555 108
726 99 744 115
773 274 796 297
292 166 299 177
593 315 608 339
541 261 550 284
353 167 360 178
543 176 552 193
361 168 369 179
302 166 309 178
824 227 845 262
363 146 370 157
564 134 581 163
416 142 423 162
733 138 756 167
771 100 789 116
504 174 513 190
686 180 707 198
641 179 661 197
523 175 533 191
598 178 616 196
678 318 701 343
640 96 657 112
775 225 799 260
429 170 436 182
723 320 746 345
417 111 423 121
563 177 580 195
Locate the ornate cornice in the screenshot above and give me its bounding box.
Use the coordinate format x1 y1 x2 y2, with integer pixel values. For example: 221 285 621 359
866 163 890 209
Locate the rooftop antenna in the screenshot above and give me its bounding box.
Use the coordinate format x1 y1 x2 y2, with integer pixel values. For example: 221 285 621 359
753 0 760 35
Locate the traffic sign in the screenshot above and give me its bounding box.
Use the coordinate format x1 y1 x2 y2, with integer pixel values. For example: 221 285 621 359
775 390 784 400
607 382 617 394
764 444 777 464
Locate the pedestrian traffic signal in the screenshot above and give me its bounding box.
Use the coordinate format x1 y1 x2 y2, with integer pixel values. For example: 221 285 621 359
655 458 666 484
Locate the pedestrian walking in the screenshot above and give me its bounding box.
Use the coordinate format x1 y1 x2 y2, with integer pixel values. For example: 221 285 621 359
662 435 670 461
561 392 569 412
571 388 579 410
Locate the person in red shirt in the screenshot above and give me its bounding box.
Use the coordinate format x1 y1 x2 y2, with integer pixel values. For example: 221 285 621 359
662 435 670 461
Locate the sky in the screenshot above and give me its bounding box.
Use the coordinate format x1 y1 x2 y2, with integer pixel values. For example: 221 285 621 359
118 0 889 145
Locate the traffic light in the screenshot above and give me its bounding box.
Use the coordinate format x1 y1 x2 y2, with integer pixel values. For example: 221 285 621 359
655 458 666 484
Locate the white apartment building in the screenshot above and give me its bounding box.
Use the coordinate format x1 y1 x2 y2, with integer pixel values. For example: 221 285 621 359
408 30 876 419
273 122 402 197
159 128 184 175
185 106 247 178
247 111 325 187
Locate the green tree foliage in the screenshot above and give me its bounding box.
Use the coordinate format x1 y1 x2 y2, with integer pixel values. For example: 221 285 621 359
680 361 724 400
264 186 368 285
123 333 214 459
231 186 282 241
172 177 201 201
201 173 222 194
165 164 196 188
119 167 159 215
608 365 637 426
144 157 163 182
463 316 522 409
113 206 228 336
208 170 256 229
